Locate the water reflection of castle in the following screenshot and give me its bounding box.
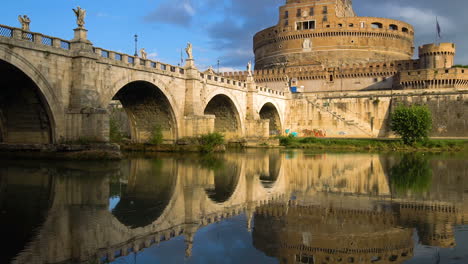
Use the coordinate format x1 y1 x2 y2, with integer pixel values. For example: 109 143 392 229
0 151 466 264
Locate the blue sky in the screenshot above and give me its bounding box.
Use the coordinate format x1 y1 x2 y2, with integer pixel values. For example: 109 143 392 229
3 0 467 71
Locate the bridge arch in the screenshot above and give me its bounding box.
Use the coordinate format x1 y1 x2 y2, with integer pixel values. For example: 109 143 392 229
259 101 283 136
107 79 179 143
203 93 244 138
0 47 62 143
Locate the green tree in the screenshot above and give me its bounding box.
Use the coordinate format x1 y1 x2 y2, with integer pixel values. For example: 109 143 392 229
390 104 432 145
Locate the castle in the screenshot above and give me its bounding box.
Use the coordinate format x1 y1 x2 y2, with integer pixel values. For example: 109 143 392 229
221 0 468 138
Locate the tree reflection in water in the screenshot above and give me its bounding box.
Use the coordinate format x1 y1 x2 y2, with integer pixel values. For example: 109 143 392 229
390 154 432 194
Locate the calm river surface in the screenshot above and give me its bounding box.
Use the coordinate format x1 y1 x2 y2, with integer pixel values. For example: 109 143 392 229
1 150 467 264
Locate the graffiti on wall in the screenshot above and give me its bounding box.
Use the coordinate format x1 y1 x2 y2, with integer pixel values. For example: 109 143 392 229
302 129 327 137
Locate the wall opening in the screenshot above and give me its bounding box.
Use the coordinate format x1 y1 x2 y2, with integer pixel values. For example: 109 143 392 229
371 22 383 29
110 81 177 143
259 103 281 136
204 95 240 137
0 60 53 144
389 24 398 31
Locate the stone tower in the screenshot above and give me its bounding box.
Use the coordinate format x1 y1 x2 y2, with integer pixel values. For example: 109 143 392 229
253 0 415 69
418 43 456 69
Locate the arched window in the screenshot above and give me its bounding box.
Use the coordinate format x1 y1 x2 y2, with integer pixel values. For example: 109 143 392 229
402 27 409 33
371 22 383 29
389 24 398 30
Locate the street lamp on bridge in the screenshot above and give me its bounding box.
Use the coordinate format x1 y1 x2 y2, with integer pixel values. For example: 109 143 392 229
134 34 138 57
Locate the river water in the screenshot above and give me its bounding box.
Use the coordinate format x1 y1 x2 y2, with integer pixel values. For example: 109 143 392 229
1 150 467 264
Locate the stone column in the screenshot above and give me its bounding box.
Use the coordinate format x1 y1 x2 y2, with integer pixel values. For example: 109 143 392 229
67 27 109 142
245 76 269 139
183 59 215 137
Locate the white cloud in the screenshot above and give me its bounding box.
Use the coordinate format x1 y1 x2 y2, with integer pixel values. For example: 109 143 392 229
183 1 195 16
219 67 243 72
147 52 158 60
374 4 454 36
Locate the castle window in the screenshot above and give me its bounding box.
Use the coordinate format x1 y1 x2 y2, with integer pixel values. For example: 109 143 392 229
284 20 289 26
371 22 383 29
338 23 343 27
296 9 301 17
284 10 289 19
402 27 409 33
323 6 328 14
296 20 316 30
309 7 314 16
373 78 378 83
389 24 398 30
360 22 365 28
323 15 328 22
349 23 354 27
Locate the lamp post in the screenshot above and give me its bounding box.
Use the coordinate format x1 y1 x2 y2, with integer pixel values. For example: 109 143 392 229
134 34 138 56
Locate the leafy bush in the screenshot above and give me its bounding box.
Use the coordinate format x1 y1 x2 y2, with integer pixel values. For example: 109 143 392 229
149 125 164 145
199 132 225 152
390 104 432 145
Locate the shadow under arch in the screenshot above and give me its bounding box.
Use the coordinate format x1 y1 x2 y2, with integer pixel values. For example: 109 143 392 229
204 94 242 138
0 59 55 143
259 150 282 189
111 158 178 229
110 81 178 143
259 102 282 136
0 163 55 264
203 155 242 204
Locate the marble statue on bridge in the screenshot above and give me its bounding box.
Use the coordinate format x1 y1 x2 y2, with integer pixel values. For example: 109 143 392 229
185 42 193 60
72 7 86 28
140 48 147 59
18 15 30 31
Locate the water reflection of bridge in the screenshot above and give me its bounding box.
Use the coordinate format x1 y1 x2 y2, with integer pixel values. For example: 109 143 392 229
0 151 466 264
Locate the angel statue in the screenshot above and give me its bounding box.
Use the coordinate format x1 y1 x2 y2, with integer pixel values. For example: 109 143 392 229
140 48 147 59
185 42 193 60
72 7 86 28
18 15 30 31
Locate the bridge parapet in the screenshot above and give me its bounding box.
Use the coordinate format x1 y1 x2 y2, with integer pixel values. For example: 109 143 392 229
93 46 187 78
0 24 71 50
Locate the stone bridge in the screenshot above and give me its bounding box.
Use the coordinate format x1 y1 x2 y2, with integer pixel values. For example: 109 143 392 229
0 24 289 144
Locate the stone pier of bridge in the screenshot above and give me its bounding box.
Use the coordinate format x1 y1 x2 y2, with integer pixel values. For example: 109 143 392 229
0 24 288 144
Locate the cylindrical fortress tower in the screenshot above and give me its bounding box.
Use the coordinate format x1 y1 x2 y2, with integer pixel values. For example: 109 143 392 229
253 0 415 70
418 43 456 69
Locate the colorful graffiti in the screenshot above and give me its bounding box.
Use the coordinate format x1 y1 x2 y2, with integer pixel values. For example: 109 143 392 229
302 129 327 137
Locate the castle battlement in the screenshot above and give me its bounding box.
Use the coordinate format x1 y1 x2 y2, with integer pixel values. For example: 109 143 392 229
419 43 456 56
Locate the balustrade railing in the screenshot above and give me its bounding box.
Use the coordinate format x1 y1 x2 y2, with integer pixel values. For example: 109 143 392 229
41 36 53 46
0 25 13 38
0 24 71 50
